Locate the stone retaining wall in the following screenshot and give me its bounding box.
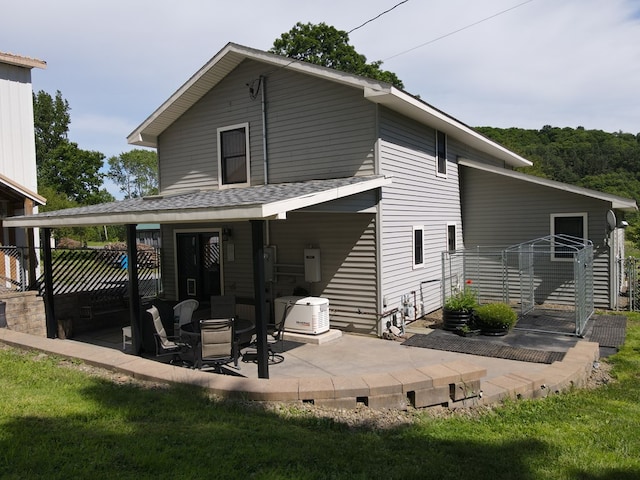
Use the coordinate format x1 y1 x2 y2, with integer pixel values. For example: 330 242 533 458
0 291 46 336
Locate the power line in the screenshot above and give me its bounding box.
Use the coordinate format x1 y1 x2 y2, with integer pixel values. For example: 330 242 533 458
348 0 409 34
383 0 535 62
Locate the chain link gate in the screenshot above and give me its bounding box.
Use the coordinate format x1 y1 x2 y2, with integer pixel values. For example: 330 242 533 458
443 235 594 337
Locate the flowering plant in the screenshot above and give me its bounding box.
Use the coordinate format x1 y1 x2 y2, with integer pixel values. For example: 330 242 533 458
444 280 478 312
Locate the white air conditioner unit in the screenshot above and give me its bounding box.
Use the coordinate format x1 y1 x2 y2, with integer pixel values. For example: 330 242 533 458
274 296 330 335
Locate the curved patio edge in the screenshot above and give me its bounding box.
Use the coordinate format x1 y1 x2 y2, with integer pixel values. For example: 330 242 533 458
0 328 600 411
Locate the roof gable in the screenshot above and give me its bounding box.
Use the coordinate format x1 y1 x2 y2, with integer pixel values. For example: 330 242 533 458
127 42 531 168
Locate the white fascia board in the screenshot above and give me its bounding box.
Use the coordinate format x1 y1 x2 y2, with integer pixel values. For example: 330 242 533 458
261 176 392 218
3 205 278 229
364 87 532 169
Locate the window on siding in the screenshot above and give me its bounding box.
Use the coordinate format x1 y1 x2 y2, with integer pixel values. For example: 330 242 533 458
413 226 424 268
218 123 250 187
550 213 587 260
436 130 447 176
447 223 457 252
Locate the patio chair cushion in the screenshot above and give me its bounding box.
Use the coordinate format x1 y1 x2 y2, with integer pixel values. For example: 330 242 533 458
148 305 174 350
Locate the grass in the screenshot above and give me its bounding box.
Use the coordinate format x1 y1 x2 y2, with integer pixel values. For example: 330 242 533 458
1 315 640 479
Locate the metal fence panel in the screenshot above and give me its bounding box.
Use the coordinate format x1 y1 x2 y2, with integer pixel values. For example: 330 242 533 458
443 236 594 336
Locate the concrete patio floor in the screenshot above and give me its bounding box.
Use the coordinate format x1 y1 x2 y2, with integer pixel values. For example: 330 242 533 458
0 318 604 410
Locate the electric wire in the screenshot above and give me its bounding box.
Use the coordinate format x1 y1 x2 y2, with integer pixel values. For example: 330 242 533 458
347 0 409 34
383 0 536 62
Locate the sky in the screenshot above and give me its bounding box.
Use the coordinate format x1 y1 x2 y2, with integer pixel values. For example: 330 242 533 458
2 0 640 197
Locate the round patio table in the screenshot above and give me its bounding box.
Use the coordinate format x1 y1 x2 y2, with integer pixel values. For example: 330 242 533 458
181 318 255 368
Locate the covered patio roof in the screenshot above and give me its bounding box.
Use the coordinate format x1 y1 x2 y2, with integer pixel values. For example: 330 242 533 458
3 175 390 228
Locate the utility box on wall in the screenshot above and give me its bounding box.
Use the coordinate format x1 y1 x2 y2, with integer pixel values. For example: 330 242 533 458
304 248 321 283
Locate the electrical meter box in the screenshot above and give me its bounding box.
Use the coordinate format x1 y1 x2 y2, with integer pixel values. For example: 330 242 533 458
304 248 321 283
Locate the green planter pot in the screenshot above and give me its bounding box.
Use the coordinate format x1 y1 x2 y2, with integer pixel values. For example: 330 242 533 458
443 309 473 332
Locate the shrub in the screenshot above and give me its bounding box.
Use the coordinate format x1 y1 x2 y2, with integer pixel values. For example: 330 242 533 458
474 302 518 328
444 286 477 312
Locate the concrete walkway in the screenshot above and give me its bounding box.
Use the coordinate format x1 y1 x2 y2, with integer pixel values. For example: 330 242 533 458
0 326 600 410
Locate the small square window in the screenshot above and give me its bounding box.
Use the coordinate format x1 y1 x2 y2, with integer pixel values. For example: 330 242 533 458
550 213 587 260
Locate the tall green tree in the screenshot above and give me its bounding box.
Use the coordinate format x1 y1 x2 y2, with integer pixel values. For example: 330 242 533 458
271 22 404 89
33 90 70 164
107 149 158 199
33 90 106 205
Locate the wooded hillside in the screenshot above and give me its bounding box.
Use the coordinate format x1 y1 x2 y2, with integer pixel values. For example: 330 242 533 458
476 125 640 245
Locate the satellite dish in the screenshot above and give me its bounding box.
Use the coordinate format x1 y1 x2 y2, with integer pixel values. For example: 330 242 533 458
606 210 617 230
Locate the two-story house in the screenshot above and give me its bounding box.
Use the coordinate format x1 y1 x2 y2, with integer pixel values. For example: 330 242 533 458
5 43 636 349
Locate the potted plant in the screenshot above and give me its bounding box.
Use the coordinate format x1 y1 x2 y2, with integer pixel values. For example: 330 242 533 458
442 282 478 331
474 302 518 336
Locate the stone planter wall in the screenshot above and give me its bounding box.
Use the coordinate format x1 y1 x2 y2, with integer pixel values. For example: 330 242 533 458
0 291 46 336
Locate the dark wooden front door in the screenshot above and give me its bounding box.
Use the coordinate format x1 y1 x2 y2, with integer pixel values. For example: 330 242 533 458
176 232 221 301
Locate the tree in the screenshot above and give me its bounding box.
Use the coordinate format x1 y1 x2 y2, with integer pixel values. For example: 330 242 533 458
107 149 158 199
271 22 404 89
33 90 70 165
33 90 106 204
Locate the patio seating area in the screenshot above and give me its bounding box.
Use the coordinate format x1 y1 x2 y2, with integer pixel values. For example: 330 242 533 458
0 312 620 410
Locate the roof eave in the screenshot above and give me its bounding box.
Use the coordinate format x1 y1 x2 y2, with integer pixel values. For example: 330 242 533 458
365 87 533 169
3 176 392 229
459 158 638 211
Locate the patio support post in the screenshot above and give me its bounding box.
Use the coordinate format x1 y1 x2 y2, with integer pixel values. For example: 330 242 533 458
126 224 142 354
42 228 57 338
251 220 269 379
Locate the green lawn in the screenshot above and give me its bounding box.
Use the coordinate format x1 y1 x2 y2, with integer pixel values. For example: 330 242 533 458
1 315 639 479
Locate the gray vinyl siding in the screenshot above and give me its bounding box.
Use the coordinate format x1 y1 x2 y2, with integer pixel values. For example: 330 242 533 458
161 213 378 333
157 61 265 193
461 167 611 308
265 68 377 182
269 212 378 334
378 107 463 317
157 60 377 194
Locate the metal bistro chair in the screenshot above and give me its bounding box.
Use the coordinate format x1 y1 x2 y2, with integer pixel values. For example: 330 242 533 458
173 299 200 337
244 301 288 365
147 305 189 364
198 318 235 373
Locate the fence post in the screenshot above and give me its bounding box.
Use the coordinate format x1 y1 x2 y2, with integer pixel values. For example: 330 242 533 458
126 225 142 354
42 228 57 338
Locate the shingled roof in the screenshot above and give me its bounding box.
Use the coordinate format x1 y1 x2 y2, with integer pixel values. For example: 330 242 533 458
4 175 390 228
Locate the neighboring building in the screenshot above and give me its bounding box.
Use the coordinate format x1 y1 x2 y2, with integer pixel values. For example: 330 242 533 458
5 43 636 338
137 223 161 248
0 51 46 289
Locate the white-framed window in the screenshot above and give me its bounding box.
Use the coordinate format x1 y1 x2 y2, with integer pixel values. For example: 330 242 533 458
413 225 424 269
550 213 588 260
217 123 250 188
436 130 447 176
447 223 457 252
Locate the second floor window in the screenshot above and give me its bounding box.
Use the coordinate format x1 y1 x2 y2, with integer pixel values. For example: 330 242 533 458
218 123 250 186
437 130 447 176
